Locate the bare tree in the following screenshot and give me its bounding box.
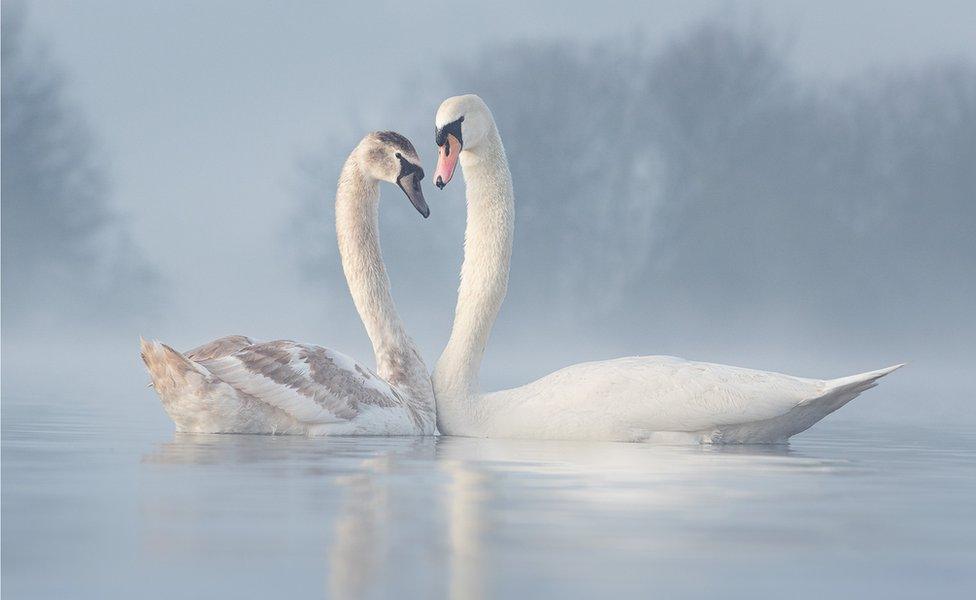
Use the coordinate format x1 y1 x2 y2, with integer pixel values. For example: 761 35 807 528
291 16 976 357
1 7 160 334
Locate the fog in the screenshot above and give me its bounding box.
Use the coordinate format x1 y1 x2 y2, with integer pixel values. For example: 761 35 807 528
2 8 160 332
2 1 974 425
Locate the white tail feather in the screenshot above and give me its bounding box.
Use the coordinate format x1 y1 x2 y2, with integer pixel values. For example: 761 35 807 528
711 363 907 443
821 363 906 397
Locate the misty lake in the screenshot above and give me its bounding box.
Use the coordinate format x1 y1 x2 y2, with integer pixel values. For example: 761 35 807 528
2 395 974 599
6 0 976 597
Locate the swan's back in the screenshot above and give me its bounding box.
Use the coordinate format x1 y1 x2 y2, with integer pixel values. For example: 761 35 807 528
477 356 901 443
184 335 254 361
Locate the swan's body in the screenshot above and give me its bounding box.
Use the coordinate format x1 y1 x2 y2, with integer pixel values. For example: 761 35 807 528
431 94 902 443
442 355 901 443
142 132 436 435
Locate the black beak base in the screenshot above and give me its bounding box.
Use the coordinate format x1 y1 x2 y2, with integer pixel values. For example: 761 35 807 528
435 115 464 147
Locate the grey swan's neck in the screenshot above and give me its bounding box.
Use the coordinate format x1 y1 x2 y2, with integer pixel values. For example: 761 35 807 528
335 155 434 413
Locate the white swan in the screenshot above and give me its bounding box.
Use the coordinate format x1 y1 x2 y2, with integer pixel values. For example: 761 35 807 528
430 94 903 443
142 132 436 435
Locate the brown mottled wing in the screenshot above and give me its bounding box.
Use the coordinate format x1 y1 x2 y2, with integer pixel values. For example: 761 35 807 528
184 335 255 361
198 340 401 424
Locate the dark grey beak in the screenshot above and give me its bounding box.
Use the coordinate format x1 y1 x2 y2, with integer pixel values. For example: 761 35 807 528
397 171 429 218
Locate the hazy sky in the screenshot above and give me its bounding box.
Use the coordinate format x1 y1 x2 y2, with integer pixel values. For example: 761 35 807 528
17 0 976 347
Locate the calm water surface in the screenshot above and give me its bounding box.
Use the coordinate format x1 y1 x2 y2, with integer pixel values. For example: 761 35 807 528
3 396 974 599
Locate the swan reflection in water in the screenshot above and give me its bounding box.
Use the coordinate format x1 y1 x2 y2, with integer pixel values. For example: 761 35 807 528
141 434 847 597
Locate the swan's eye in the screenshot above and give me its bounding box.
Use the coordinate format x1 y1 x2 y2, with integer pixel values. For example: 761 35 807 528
395 152 402 159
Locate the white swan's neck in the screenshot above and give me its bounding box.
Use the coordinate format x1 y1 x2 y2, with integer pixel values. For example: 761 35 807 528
335 157 431 406
433 126 514 430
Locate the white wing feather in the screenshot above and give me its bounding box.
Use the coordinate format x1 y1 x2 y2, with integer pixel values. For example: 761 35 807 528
482 356 829 439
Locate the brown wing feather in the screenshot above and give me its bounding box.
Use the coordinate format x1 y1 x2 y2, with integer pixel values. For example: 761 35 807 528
198 340 402 424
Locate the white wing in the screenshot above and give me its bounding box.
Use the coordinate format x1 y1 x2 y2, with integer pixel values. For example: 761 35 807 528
609 356 823 429
485 356 829 438
200 340 404 425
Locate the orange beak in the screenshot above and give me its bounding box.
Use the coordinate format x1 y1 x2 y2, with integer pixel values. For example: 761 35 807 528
434 133 461 189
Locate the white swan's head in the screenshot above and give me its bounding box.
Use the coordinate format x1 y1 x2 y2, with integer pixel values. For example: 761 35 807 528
356 131 429 217
433 94 494 189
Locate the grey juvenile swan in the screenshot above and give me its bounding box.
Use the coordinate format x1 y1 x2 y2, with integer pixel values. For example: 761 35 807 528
142 131 436 435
